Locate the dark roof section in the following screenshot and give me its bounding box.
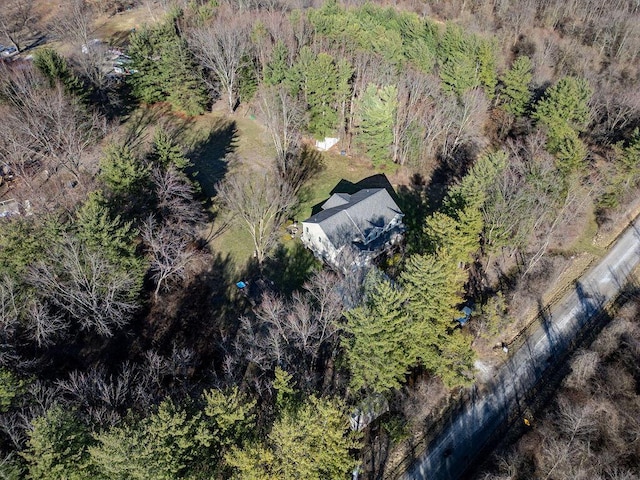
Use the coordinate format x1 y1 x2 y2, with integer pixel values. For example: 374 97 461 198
311 174 398 216
304 188 402 248
322 192 351 209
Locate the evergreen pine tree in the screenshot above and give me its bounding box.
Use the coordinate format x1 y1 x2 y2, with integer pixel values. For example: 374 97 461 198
534 77 592 130
75 191 144 279
226 396 359 480
343 274 413 394
600 128 640 208
305 52 339 137
128 24 168 105
356 84 398 166
477 39 498 97
23 407 95 480
424 209 482 266
446 150 508 212
499 56 533 116
90 400 207 480
264 41 289 86
150 129 191 170
439 52 479 96
550 126 589 175
0 218 63 277
202 387 256 448
128 20 208 115
99 144 150 197
290 47 349 137
0 368 24 413
401 252 475 388
533 77 592 174
238 57 259 104
33 48 88 102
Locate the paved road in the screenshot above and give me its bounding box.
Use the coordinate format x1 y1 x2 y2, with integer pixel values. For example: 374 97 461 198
401 218 640 480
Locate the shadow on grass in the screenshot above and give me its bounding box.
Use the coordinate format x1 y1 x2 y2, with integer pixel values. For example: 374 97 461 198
186 119 238 200
263 242 321 295
135 251 250 374
120 104 197 152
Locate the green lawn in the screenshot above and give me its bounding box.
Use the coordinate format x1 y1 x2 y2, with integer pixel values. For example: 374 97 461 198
206 149 381 273
186 113 386 274
191 112 275 271
209 223 256 273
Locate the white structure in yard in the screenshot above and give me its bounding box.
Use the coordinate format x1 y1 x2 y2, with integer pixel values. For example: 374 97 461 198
0 199 19 218
301 186 404 271
315 137 340 151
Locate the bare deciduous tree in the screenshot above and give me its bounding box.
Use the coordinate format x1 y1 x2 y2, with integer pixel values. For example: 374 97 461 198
0 276 19 329
441 87 490 161
237 271 344 388
26 236 138 337
215 167 295 265
0 66 104 181
0 0 37 53
142 215 200 298
256 85 323 196
393 70 441 166
24 301 67 348
186 12 252 111
50 0 94 48
56 361 160 426
257 85 305 162
70 42 119 102
142 167 205 298
564 349 600 389
589 81 640 142
152 167 205 233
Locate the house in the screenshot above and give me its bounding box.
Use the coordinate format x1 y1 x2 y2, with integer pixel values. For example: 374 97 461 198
300 179 405 271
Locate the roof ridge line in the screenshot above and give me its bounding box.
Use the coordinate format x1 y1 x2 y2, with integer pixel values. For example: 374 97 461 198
344 209 364 239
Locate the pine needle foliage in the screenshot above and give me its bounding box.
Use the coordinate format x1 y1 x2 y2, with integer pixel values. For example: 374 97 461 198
128 18 208 116
343 274 413 394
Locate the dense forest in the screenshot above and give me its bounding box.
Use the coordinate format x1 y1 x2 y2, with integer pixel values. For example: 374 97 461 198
0 0 639 478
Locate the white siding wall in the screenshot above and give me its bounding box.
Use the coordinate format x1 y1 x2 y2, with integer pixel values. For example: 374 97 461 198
301 222 337 261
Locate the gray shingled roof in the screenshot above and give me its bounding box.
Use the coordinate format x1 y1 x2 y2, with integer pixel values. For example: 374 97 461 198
321 192 351 209
304 188 402 248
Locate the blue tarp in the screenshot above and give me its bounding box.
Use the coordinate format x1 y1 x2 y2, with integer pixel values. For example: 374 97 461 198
456 306 473 325
236 281 247 289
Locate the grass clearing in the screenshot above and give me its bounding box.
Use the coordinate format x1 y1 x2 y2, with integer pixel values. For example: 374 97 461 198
187 111 276 269
92 7 164 46
209 224 256 273
186 111 386 270
296 151 383 220
117 103 387 274
231 113 275 164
